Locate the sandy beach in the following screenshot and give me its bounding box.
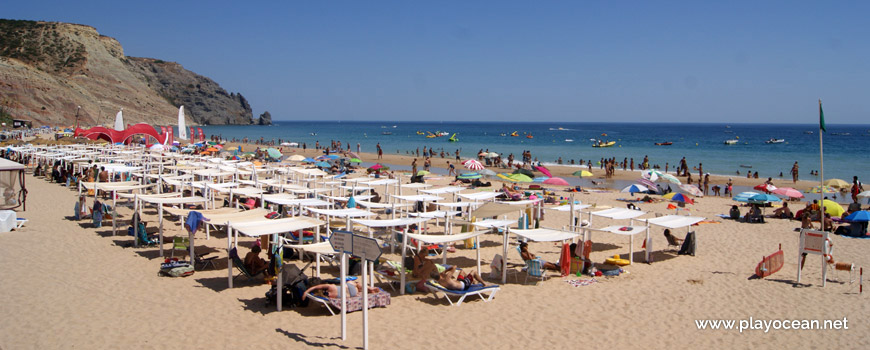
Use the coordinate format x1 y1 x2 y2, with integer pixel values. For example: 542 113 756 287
1 142 868 350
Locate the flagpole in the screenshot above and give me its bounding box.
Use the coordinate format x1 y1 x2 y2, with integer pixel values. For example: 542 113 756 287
818 99 825 228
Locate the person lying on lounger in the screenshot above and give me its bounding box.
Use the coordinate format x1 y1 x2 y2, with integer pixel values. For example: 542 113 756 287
431 266 488 291
302 280 380 299
519 242 560 271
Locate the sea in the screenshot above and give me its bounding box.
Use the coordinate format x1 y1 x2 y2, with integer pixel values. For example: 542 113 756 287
197 121 870 198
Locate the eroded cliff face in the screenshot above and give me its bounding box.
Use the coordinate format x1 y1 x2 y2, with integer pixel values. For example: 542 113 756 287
0 19 254 126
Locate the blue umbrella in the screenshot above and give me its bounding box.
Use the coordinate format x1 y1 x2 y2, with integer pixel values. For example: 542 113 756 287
314 161 331 168
303 158 316 163
457 172 482 180
845 210 870 222
748 193 782 204
533 176 548 183
732 191 761 202
621 184 649 194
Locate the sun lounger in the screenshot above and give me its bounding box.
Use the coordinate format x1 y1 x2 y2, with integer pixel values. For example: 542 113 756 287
306 288 391 315
425 281 500 306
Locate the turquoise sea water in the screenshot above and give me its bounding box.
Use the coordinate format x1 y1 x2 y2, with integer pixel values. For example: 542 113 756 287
197 121 869 184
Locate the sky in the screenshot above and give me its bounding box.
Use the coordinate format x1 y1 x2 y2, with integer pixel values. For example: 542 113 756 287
4 1 869 123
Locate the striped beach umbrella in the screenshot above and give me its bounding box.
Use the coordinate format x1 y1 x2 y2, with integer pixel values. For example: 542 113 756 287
659 173 682 185
638 178 656 189
621 184 649 194
679 184 704 197
732 191 761 202
663 192 694 205
463 159 485 171
457 172 482 180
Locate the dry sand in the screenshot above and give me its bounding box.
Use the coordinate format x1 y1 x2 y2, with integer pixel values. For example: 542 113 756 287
1 152 868 349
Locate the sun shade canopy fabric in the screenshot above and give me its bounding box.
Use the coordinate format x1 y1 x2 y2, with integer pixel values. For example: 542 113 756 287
164 207 240 217
470 219 516 228
497 199 541 205
407 210 462 218
456 192 502 201
307 208 376 218
0 158 25 170
391 194 443 202
80 181 140 190
589 207 647 220
591 225 649 236
262 194 332 207
405 230 486 244
472 202 525 218
400 183 432 189
220 187 265 196
138 195 209 205
280 241 336 255
435 202 479 208
641 215 705 229
351 217 430 228
419 186 466 194
117 192 180 199
229 217 325 237
202 208 270 223
511 228 580 242
547 203 592 212
355 200 412 209
322 195 374 202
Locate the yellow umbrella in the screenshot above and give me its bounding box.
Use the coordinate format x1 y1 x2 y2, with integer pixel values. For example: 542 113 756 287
823 179 850 189
820 199 844 217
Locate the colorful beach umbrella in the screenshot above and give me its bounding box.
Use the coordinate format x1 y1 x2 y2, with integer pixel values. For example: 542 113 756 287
748 193 781 204
532 176 548 183
679 184 704 197
771 187 804 199
534 166 552 178
287 155 306 161
315 161 331 168
463 159 485 170
621 184 649 194
821 199 845 217
753 184 776 193
823 178 851 189
573 170 594 177
844 211 870 222
642 169 663 182
663 192 694 205
858 191 870 199
303 157 316 163
659 173 682 185
347 151 360 159
543 177 570 186
805 185 837 194
457 172 482 180
369 164 384 170
638 178 656 189
507 173 533 183
732 191 761 202
266 148 282 159
417 170 430 176
349 158 362 163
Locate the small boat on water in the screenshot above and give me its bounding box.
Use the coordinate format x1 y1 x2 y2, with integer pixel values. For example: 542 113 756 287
416 131 425 135
381 131 392 135
310 132 317 136
764 138 785 144
740 165 753 168
510 131 519 137
564 139 574 142
592 140 616 148
804 131 814 134
654 142 673 146
448 133 458 142
724 139 738 145
526 134 534 139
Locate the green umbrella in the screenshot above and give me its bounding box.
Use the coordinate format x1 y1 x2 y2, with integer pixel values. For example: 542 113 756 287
349 158 362 163
417 170 430 176
266 148 282 159
507 173 533 182
513 168 535 178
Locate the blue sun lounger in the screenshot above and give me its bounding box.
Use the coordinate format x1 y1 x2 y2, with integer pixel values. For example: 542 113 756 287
425 281 500 307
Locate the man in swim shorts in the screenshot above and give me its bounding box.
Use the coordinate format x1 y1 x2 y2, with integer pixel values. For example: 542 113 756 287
432 266 487 291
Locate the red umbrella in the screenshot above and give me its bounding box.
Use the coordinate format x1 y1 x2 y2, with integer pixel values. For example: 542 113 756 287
534 166 552 178
753 184 776 193
369 164 383 170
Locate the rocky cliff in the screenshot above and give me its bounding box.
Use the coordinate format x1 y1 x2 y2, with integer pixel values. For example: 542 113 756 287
0 19 254 126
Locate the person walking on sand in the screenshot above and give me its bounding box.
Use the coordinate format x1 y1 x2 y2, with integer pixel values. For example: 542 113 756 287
703 174 710 196
447 161 456 176
411 158 418 176
791 162 799 183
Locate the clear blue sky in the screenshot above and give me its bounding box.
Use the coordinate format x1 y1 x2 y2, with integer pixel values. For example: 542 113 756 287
5 1 869 123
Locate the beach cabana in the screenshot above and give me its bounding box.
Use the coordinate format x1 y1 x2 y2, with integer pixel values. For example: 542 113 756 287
470 219 516 283
399 230 487 295
226 216 325 311
0 158 26 211
136 194 209 256
640 215 705 256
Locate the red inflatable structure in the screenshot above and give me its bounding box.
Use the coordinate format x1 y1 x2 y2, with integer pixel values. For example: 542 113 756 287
74 123 169 145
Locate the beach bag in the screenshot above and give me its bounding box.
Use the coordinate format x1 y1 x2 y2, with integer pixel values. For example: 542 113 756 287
166 265 194 277
160 260 194 277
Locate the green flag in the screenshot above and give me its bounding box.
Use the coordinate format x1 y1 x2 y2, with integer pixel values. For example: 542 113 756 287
819 100 826 132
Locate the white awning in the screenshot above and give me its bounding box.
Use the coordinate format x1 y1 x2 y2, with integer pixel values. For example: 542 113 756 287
405 230 486 244
470 219 515 228
547 203 592 212
138 195 209 205
641 215 706 229
230 217 325 237
400 183 432 189
307 208 376 218
321 195 373 202
435 202 479 208
456 192 501 201
203 208 270 224
262 195 332 207
80 181 140 190
497 199 541 205
589 207 647 220
355 200 412 209
591 225 649 236
419 186 465 195
407 210 461 218
352 217 430 228
511 228 580 242
281 241 336 255
391 194 443 202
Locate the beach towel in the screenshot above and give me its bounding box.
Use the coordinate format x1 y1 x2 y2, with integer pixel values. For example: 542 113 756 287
185 211 207 234
560 243 571 277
